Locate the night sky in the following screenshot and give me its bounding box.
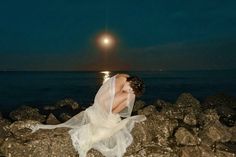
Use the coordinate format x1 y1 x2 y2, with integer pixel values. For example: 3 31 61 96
0 0 236 71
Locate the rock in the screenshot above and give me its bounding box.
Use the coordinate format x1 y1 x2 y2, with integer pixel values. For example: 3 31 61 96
175 127 200 146
0 127 79 157
125 122 152 155
179 145 215 157
203 93 236 109
217 105 236 127
132 100 146 112
162 105 184 120
0 112 2 119
215 143 236 154
0 118 12 145
175 93 201 109
203 93 236 127
199 109 219 126
43 105 57 111
125 143 178 157
1 93 236 156
137 105 157 116
8 120 40 137
59 113 72 122
229 126 236 142
154 99 172 111
9 105 46 123
140 112 178 146
200 120 232 144
56 98 80 110
162 93 201 121
46 113 61 125
215 149 236 157
184 113 197 126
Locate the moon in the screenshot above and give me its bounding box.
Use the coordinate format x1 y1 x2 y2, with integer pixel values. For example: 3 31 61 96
97 33 115 49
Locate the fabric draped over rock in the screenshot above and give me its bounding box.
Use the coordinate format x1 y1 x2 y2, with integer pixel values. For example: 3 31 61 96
30 74 146 157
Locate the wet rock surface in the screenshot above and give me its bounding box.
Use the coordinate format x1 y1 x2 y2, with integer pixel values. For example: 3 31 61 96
0 93 236 157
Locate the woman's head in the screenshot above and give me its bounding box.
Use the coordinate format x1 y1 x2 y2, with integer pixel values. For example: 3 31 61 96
126 76 145 97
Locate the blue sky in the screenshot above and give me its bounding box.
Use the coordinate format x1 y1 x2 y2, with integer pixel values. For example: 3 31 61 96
0 0 235 71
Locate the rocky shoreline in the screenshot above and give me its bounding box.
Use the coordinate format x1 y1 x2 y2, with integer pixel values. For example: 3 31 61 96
0 93 236 157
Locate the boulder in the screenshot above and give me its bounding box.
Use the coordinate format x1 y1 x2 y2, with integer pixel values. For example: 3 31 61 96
175 127 200 146
200 120 232 144
56 98 80 110
140 112 178 146
59 113 72 122
183 113 197 126
9 105 46 123
179 145 215 157
229 126 236 142
46 113 61 125
43 105 57 111
137 105 157 116
125 143 178 157
175 93 201 110
0 127 79 157
203 93 236 126
0 118 12 146
154 99 172 111
199 109 219 126
132 100 146 112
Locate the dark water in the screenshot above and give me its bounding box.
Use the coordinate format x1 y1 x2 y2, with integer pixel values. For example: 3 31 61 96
0 70 236 113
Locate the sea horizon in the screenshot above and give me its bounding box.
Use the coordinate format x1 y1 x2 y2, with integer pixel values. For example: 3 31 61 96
0 69 236 115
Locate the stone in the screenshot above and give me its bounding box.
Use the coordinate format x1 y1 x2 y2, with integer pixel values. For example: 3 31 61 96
56 98 80 110
175 93 201 109
184 113 197 126
215 149 235 157
0 118 12 145
9 105 46 123
132 100 146 112
175 127 200 146
200 120 232 144
179 145 215 157
125 143 178 157
162 105 184 120
43 105 57 111
0 127 79 157
137 105 157 116
46 113 61 125
199 109 219 126
59 113 72 122
229 126 236 142
154 99 172 111
141 112 178 146
8 120 40 137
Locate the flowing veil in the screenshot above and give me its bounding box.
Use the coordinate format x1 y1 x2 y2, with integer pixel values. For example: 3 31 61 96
30 74 146 157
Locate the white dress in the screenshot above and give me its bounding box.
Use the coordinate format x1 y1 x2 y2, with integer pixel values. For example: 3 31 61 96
30 74 146 157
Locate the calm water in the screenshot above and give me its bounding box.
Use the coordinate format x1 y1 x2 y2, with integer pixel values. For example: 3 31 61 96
0 70 236 113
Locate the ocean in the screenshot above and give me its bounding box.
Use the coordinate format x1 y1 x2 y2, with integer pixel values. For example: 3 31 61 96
0 70 236 114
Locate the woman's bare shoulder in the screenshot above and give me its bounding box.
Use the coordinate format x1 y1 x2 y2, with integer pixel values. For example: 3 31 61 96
116 73 130 78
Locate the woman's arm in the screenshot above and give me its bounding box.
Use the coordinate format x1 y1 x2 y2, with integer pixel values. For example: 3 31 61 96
112 98 128 113
112 92 128 113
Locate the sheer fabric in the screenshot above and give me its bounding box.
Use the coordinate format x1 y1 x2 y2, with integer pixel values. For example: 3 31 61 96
30 74 146 157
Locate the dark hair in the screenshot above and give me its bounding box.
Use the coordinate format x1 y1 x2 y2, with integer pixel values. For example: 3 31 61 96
126 76 145 97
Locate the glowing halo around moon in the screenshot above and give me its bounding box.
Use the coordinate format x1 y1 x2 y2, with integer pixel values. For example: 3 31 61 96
96 33 116 50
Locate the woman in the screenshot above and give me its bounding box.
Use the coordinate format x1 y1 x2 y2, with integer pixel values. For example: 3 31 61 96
30 73 146 157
